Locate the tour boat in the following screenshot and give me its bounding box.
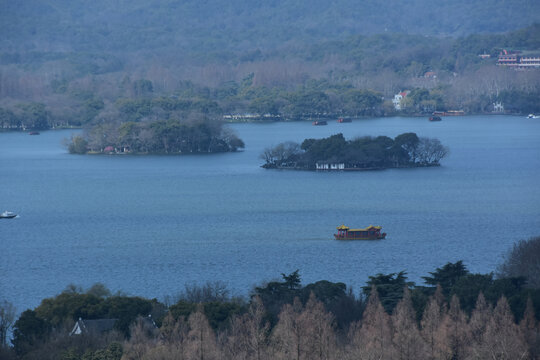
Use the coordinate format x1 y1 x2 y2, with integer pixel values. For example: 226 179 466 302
28 131 40 135
0 211 17 219
334 225 386 240
337 118 352 123
432 110 465 116
429 116 442 121
312 121 327 126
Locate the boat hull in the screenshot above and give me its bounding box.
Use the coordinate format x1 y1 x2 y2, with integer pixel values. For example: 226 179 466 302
0 215 17 219
334 233 386 240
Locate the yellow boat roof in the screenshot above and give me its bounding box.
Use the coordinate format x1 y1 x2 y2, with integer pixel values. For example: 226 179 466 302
337 224 381 231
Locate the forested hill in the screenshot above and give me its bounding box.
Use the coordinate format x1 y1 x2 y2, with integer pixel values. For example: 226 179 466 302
1 0 540 54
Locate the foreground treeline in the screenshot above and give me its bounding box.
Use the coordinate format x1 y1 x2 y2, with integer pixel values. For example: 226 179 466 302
261 132 449 170
67 118 245 155
2 242 540 360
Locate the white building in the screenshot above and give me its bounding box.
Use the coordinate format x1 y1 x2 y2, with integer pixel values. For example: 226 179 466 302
316 162 345 171
392 91 409 110
493 102 504 113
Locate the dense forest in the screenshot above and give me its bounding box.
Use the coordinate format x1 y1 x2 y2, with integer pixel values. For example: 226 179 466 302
0 1 540 137
1 237 540 360
260 132 449 170
1 0 539 53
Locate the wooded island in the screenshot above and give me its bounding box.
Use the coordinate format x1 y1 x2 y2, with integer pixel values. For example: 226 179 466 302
67 118 244 155
260 132 449 170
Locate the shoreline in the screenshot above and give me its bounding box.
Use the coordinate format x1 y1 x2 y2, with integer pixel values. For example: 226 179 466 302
0 113 532 134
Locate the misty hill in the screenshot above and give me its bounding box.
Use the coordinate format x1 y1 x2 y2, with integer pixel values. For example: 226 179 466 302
2 0 540 56
0 1 539 130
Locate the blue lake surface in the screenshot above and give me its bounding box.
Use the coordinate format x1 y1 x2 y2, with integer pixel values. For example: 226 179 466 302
1 115 540 312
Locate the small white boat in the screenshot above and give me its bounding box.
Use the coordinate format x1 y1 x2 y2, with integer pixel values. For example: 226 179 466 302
527 114 539 119
0 211 17 219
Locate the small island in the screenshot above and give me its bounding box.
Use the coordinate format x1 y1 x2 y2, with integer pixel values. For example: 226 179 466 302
260 132 448 170
67 118 244 155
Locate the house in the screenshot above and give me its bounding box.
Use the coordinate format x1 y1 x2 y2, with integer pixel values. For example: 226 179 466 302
392 91 409 111
493 102 504 113
424 71 437 79
497 50 540 69
316 162 345 171
70 318 118 336
70 315 157 336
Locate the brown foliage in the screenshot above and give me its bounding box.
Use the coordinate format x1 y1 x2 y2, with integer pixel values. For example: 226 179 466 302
480 297 528 359
392 287 427 359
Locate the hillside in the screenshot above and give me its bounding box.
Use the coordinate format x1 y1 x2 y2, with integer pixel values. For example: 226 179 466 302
0 1 539 131
2 0 540 55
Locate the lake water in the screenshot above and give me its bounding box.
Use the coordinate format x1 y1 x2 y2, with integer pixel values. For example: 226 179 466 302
1 115 540 312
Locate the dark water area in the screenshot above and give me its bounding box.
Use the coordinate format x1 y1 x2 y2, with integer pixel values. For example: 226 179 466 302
1 115 539 312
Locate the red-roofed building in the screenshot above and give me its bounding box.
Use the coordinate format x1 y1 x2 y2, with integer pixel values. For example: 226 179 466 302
393 90 410 110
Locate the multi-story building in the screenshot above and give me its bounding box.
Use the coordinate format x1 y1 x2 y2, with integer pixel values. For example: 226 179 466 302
497 50 540 69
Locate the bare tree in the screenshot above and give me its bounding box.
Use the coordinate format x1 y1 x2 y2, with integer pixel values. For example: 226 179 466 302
481 296 528 359
421 285 448 360
271 298 304 360
443 295 471 360
0 300 16 348
223 296 270 360
497 236 540 288
392 287 427 360
158 312 190 359
520 297 540 360
349 286 393 360
299 293 336 360
186 306 219 360
123 316 159 360
417 137 449 165
468 292 492 357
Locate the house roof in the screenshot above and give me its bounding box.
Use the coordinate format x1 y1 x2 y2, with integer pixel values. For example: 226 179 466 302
70 318 118 336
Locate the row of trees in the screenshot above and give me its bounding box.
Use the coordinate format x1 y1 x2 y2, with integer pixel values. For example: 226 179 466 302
0 103 51 131
1 271 539 359
2 23 540 131
261 133 449 170
67 118 245 155
115 287 535 360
